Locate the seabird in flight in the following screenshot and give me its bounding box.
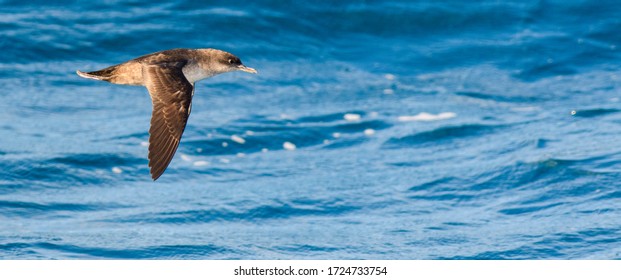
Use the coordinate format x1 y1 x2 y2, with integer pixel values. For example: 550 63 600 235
77 48 257 180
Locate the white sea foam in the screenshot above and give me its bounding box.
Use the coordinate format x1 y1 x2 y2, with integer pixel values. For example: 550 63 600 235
111 167 123 174
180 154 192 162
364 128 376 136
283 142 296 151
193 161 209 167
398 112 456 122
344 113 361 121
231 135 246 144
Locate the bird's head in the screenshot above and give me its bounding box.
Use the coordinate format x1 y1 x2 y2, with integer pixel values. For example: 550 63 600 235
209 49 257 74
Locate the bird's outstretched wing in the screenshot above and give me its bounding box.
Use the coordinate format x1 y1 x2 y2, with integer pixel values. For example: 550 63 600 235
142 61 194 180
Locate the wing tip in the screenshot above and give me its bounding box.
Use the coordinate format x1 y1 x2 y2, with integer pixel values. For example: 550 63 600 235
149 167 163 181
148 162 164 181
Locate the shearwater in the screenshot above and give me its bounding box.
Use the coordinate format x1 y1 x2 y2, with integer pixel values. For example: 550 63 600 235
77 48 257 180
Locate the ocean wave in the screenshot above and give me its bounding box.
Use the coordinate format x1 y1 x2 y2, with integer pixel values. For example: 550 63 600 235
384 123 504 148
110 198 359 224
1 242 234 259
570 108 620 118
0 153 147 191
406 156 618 205
0 200 126 218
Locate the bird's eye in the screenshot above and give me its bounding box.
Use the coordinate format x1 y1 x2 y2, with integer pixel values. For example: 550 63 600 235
228 59 233 64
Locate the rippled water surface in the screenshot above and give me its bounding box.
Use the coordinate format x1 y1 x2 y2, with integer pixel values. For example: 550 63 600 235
1 0 621 259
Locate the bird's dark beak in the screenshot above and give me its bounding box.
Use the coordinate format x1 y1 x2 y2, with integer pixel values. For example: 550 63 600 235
238 65 257 74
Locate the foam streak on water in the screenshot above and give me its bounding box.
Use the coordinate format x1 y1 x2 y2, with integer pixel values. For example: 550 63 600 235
1 0 621 259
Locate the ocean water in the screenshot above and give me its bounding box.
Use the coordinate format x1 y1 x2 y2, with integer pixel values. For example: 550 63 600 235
1 0 621 259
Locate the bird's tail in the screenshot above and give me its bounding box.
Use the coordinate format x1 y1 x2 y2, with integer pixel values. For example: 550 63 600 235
76 65 120 82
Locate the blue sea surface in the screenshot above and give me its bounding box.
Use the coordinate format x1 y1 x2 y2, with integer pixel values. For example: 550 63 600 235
1 0 621 259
